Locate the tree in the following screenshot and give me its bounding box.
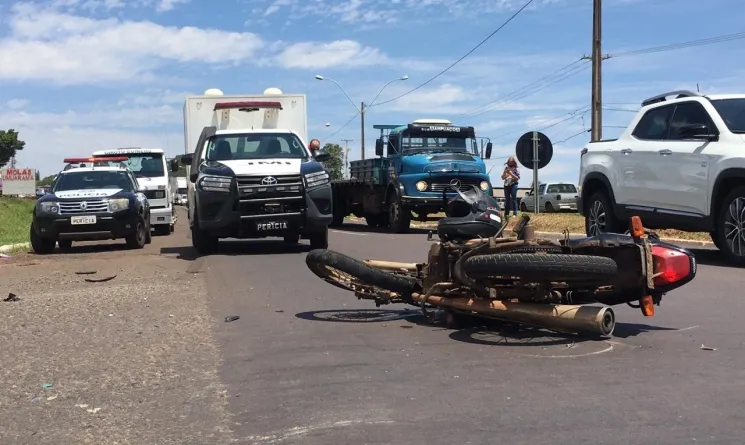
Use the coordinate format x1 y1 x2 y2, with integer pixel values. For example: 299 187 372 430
321 143 344 180
39 175 57 186
0 129 25 168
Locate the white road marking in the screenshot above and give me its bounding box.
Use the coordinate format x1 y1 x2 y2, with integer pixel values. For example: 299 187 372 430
246 419 395 443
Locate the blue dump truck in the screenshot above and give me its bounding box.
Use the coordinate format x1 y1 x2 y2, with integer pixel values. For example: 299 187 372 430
330 119 493 233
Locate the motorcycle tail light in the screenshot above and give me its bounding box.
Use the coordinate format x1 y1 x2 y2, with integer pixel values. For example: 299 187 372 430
651 245 692 286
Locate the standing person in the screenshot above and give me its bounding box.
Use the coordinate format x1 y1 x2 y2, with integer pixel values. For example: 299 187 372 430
501 157 520 216
309 138 321 156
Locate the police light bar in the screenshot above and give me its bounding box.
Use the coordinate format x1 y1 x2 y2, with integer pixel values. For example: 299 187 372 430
63 156 129 163
214 101 283 111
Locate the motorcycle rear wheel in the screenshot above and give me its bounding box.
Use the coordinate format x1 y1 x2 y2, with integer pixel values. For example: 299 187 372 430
306 249 418 294
463 253 617 282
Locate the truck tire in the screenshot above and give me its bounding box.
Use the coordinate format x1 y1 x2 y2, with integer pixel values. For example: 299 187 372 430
388 193 411 234
309 227 329 250
463 253 618 282
306 249 417 294
365 213 387 228
584 190 623 236
714 185 745 266
29 224 55 254
125 216 147 249
191 211 218 255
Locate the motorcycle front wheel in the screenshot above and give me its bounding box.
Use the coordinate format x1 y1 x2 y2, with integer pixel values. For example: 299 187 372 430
306 249 418 294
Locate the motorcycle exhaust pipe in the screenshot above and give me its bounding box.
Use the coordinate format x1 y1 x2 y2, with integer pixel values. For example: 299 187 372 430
411 293 615 336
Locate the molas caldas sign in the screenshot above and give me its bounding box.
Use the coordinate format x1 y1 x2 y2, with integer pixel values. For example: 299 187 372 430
0 167 36 195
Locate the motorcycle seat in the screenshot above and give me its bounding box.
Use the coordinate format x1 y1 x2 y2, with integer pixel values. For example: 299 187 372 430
437 212 502 241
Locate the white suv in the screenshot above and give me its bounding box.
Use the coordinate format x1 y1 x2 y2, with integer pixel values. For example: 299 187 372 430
578 90 745 265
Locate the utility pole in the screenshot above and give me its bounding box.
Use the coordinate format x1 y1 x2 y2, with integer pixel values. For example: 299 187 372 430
590 0 603 142
341 138 353 178
360 102 366 160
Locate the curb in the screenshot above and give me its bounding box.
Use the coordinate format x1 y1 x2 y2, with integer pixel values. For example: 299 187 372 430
0 242 30 253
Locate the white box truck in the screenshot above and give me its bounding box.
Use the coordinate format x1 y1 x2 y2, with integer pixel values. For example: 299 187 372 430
92 147 175 235
172 87 333 254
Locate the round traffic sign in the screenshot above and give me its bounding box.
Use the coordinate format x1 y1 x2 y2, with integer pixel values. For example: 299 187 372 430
515 131 553 170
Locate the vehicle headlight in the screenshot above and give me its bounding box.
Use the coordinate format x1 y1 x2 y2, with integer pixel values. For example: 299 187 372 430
305 170 329 189
38 201 59 214
479 181 490 191
108 198 130 212
198 175 232 192
415 181 428 191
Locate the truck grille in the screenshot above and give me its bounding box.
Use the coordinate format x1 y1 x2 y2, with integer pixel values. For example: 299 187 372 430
429 178 483 193
235 175 305 216
59 200 108 215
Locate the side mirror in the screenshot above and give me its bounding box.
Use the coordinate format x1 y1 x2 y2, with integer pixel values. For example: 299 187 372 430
314 150 331 162
180 154 193 166
485 142 492 159
375 139 383 157
678 124 716 141
169 158 180 173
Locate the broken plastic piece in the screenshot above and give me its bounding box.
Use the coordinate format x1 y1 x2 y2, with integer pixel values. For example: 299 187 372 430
85 275 117 283
3 293 20 302
700 344 716 351
225 315 240 322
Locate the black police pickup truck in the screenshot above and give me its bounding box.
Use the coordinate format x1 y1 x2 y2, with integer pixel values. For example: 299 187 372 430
30 165 152 254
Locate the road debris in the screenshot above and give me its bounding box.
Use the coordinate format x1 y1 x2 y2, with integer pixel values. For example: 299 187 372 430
700 344 716 351
41 383 53 389
225 315 240 322
85 275 117 283
3 292 20 302
46 394 58 401
75 271 97 275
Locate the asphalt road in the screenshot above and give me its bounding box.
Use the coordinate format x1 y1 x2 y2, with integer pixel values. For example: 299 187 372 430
2 210 744 444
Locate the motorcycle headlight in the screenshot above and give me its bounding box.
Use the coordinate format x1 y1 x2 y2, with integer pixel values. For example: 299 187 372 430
305 170 329 189
38 201 59 214
108 198 130 212
415 181 428 192
198 175 232 192
480 181 489 191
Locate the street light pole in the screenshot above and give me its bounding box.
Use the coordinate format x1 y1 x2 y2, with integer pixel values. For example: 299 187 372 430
315 74 408 160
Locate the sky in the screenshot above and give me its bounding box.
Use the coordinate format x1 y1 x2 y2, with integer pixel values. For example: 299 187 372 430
1 0 745 185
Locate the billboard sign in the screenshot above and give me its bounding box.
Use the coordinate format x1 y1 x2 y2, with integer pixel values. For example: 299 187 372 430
0 168 36 195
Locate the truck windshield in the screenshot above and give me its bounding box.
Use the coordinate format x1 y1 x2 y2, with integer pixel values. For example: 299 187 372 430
53 171 134 192
711 99 745 134
206 133 309 161
121 154 165 178
401 136 478 155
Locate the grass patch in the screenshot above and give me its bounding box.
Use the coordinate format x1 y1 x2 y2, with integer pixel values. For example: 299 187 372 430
347 211 712 242
0 197 35 246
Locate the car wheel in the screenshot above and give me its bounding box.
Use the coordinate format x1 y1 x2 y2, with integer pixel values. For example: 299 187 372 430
545 202 554 213
309 227 329 250
191 211 218 255
715 185 745 266
30 224 55 254
584 190 622 236
284 233 300 244
58 239 73 251
126 216 147 249
520 202 528 212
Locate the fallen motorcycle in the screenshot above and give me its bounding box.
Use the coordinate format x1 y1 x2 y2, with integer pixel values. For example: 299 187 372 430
306 185 697 337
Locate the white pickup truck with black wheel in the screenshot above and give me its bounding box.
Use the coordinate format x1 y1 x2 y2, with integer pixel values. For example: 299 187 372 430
578 90 745 265
175 87 333 255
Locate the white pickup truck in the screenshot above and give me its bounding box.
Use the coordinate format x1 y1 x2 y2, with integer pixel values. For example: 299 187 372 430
578 90 745 264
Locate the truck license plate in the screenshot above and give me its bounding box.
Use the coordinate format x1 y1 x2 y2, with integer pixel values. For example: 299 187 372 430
256 221 288 231
71 215 96 225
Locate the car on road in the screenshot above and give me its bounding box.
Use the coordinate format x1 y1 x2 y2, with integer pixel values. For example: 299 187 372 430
29 164 152 254
519 182 579 213
578 89 745 264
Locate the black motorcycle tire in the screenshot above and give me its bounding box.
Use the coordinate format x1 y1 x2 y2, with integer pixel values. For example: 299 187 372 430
463 253 617 282
306 249 417 294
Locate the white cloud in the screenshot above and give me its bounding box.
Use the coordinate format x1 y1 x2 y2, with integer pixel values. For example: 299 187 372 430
0 3 263 84
274 40 390 69
155 0 190 12
6 99 30 110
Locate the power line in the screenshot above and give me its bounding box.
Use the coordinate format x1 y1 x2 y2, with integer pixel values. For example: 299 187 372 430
453 58 586 120
611 31 745 57
373 0 535 107
602 106 637 112
488 104 591 143
324 112 360 140
554 129 589 145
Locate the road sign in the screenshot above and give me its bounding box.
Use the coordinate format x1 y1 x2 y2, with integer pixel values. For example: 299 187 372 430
515 131 553 170
0 167 36 195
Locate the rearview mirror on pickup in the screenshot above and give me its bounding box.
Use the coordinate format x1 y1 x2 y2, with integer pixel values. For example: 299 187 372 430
485 142 493 159
180 154 193 166
169 158 180 173
678 124 717 141
314 150 331 162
